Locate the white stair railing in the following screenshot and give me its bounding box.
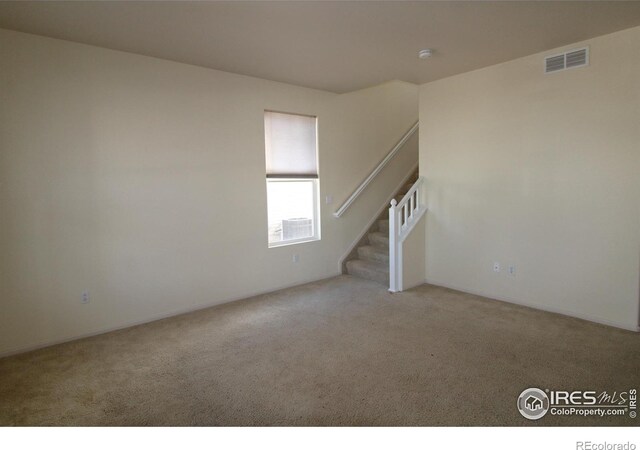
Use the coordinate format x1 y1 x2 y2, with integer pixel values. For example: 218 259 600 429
388 176 427 292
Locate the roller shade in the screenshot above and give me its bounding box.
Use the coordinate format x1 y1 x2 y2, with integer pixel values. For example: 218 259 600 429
265 111 318 178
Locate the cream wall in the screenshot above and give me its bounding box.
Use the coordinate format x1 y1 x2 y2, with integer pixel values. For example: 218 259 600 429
419 26 640 330
0 29 418 355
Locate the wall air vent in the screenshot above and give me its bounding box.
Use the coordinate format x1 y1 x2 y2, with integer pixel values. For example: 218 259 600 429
545 54 565 73
544 47 589 74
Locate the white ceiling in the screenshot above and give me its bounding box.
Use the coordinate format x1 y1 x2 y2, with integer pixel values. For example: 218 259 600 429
1 1 640 93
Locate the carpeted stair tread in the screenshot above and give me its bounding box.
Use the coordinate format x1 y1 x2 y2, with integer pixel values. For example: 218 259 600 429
346 259 389 285
357 244 389 263
368 231 389 248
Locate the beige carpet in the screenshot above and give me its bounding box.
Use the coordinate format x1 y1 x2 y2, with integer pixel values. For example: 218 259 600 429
0 275 638 426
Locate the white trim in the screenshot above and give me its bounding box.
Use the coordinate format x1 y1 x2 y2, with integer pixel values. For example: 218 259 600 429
333 121 418 218
424 278 640 333
268 236 320 248
388 202 400 292
337 162 418 273
0 272 342 359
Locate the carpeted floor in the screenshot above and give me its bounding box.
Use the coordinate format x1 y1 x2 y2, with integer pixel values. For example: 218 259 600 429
0 275 638 426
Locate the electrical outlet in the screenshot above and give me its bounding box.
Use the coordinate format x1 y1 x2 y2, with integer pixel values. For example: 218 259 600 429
325 195 333 205
508 265 516 276
493 262 501 273
292 254 299 263
81 291 90 304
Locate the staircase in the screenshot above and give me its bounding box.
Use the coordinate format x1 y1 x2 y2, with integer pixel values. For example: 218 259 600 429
345 170 418 285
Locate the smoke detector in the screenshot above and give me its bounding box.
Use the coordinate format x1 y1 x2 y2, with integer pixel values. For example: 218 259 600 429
418 49 433 59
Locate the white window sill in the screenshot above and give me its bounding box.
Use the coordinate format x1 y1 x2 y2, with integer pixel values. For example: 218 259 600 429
268 236 320 248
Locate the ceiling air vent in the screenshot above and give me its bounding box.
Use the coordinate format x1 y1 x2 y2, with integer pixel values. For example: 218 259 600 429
544 47 589 74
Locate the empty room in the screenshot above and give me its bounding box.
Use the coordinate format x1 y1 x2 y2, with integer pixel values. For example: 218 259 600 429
0 0 639 444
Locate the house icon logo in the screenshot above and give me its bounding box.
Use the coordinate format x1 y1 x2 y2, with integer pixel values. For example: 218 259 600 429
525 395 543 411
517 388 549 420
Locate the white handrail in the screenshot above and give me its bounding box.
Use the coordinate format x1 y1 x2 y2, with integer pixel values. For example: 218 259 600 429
389 176 426 293
333 121 419 218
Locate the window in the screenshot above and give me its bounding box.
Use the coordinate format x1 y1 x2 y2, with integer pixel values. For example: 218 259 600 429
265 111 319 247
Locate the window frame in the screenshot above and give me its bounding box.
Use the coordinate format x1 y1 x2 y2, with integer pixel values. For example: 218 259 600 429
266 177 320 248
264 110 320 248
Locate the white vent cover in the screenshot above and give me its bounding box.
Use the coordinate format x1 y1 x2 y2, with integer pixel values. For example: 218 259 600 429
544 47 589 74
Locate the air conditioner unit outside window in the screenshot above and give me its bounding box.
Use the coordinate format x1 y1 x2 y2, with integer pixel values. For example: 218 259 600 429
282 218 313 240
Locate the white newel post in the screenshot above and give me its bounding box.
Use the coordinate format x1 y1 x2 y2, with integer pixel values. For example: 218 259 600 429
388 199 398 293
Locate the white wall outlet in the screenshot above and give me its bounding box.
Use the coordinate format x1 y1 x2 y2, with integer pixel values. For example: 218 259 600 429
508 265 516 276
325 195 333 205
81 291 90 304
493 262 501 273
292 254 299 263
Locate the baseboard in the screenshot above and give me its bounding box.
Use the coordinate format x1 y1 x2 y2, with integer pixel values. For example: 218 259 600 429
338 161 419 273
424 278 640 333
0 272 342 359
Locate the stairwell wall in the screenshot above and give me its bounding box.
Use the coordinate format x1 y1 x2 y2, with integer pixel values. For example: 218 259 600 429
0 28 418 355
